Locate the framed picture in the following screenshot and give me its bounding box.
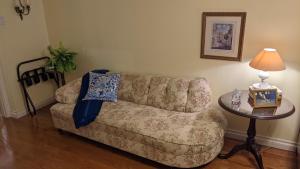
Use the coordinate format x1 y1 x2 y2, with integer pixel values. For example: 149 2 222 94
201 12 246 61
248 87 280 108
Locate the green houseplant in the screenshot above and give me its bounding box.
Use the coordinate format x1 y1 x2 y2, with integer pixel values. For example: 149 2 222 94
46 42 77 85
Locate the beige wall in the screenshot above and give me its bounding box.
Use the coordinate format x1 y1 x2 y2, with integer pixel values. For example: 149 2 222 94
0 41 4 116
43 0 300 143
0 0 53 117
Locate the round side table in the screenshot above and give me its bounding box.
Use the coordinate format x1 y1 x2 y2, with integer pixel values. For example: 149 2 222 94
218 90 295 169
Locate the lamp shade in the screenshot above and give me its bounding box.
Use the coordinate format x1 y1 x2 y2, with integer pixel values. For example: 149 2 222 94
249 48 285 71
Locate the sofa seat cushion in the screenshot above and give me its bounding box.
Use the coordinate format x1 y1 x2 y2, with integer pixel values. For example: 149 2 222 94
51 101 225 156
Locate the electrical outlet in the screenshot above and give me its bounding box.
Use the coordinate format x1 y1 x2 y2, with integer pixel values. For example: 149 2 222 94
0 16 5 26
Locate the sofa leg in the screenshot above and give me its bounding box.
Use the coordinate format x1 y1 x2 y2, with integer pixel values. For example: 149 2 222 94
57 129 64 134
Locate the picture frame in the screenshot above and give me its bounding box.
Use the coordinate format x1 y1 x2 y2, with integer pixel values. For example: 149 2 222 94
248 87 281 108
201 12 246 61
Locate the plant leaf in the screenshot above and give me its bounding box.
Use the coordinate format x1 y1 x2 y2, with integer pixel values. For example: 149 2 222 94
46 43 77 73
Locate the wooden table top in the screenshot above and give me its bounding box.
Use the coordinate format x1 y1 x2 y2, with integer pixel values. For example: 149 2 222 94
219 90 295 120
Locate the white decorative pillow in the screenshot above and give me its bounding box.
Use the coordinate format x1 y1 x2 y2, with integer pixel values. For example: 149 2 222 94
82 72 120 102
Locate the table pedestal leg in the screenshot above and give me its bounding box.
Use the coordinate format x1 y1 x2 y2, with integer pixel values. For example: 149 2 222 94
219 118 264 169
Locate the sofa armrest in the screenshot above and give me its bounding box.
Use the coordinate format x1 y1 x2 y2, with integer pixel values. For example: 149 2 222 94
55 77 82 104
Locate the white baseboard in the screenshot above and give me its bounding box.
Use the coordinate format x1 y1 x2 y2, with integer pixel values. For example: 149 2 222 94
226 129 297 152
9 97 55 118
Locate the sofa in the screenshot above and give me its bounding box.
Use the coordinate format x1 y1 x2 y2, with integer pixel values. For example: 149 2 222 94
50 73 227 168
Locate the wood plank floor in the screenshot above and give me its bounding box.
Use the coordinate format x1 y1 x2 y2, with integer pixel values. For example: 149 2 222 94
0 106 297 169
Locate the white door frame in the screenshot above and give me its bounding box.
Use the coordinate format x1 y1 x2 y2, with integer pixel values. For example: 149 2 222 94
0 21 10 117
0 63 11 117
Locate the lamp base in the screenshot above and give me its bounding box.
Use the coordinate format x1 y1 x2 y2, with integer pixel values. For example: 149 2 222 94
253 71 272 89
252 82 272 89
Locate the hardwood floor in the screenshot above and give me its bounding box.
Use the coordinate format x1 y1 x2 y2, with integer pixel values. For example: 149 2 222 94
0 106 296 169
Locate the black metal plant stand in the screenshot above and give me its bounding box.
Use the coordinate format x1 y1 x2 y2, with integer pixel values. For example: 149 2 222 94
17 57 65 116
219 118 264 169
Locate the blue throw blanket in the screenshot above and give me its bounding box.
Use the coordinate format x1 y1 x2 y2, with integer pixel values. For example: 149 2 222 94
73 69 109 128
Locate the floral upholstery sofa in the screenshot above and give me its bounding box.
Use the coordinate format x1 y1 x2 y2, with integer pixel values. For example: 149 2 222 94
50 73 227 168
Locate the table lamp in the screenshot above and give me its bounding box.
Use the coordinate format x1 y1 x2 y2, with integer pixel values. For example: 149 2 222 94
249 48 285 89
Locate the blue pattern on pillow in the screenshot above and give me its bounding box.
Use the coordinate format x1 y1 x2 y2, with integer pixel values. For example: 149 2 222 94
82 72 120 102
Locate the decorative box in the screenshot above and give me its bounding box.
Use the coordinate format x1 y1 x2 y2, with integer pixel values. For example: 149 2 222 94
248 86 282 108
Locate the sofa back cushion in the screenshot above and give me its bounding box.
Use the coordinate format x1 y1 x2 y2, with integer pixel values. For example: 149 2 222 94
186 78 212 112
118 74 212 113
147 77 190 112
117 74 151 105
55 73 212 113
